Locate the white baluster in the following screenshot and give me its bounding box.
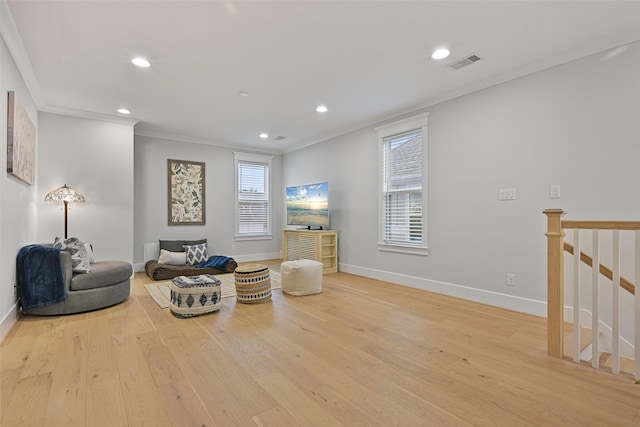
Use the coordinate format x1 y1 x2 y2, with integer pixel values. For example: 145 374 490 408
635 230 640 381
592 230 599 368
612 230 620 375
573 230 581 363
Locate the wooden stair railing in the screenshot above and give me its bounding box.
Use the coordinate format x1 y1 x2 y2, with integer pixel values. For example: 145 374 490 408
544 209 640 381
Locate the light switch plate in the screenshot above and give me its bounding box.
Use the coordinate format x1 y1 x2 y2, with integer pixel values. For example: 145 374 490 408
499 188 516 201
550 185 561 199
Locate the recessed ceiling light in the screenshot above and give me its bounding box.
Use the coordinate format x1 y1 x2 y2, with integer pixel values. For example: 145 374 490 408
131 57 151 68
238 91 250 97
315 105 328 113
431 48 450 60
117 108 131 115
259 133 269 139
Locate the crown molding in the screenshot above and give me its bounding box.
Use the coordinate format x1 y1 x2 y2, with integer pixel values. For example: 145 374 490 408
397 32 640 120
40 105 139 126
134 128 283 155
284 34 640 155
135 128 224 146
1 0 43 106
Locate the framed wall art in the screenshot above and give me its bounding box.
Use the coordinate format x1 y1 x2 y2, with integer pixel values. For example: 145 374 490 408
7 91 36 185
167 159 206 225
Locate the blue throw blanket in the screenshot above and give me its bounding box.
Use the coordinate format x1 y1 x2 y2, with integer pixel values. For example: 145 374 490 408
17 244 66 311
196 255 235 270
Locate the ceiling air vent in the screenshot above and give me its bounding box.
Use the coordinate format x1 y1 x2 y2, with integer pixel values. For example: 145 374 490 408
447 53 481 70
272 136 286 141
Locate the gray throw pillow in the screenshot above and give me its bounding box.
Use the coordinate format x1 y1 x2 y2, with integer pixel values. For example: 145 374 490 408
159 238 207 253
185 238 207 247
159 240 187 252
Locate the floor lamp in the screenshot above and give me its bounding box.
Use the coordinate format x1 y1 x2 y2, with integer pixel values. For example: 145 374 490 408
45 184 85 239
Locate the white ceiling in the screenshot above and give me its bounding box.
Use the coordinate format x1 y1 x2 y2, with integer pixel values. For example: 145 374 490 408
5 1 640 154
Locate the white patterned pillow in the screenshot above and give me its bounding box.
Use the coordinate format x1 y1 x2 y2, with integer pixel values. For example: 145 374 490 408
184 243 208 265
84 243 95 264
53 237 91 273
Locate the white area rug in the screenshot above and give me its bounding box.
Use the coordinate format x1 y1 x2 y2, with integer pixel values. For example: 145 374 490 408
145 271 281 309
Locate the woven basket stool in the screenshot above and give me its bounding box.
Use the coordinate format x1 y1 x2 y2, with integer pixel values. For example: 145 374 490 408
234 263 272 304
281 259 323 296
170 274 222 318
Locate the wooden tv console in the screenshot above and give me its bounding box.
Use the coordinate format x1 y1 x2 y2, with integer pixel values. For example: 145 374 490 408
283 229 338 274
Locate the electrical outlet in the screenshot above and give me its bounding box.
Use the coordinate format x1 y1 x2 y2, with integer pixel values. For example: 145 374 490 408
506 274 516 286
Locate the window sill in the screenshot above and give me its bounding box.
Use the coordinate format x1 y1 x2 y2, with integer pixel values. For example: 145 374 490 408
235 234 273 242
378 243 429 256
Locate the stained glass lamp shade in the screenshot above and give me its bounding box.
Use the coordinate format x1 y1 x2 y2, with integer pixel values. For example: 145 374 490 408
45 184 85 238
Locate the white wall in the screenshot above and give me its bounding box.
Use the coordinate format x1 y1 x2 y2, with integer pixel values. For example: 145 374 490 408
37 113 135 264
0 34 39 341
283 40 640 317
1 27 135 342
134 135 283 269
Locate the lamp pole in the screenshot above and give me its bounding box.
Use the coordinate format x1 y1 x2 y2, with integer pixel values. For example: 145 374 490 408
64 200 69 239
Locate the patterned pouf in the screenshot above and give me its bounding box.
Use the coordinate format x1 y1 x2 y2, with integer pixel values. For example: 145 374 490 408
170 274 222 318
234 263 272 304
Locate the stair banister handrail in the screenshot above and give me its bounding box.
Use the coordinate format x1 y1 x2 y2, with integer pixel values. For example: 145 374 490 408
562 220 640 231
544 209 566 358
544 209 640 378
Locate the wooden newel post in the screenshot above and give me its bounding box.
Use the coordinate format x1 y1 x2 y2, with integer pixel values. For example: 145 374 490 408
544 209 565 358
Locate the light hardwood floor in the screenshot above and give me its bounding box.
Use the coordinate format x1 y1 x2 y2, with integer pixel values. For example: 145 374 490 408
1 260 639 426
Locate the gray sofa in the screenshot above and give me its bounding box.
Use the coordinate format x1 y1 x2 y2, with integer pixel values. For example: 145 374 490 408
23 245 132 315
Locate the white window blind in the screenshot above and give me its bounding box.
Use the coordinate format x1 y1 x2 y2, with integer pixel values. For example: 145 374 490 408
382 130 423 244
377 112 429 255
235 153 272 239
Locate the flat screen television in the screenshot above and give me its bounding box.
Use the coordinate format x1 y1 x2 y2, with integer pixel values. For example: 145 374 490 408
286 181 329 229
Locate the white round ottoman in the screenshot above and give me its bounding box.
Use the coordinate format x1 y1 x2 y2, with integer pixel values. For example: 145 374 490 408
281 259 323 296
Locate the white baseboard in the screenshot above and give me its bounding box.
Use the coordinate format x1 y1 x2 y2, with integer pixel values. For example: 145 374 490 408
0 303 19 344
338 262 547 318
232 252 282 263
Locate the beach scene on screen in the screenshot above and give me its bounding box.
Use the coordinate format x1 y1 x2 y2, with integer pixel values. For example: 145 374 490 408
286 182 329 226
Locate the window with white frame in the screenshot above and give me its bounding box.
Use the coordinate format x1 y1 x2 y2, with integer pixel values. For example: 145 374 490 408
377 112 429 255
234 152 272 240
